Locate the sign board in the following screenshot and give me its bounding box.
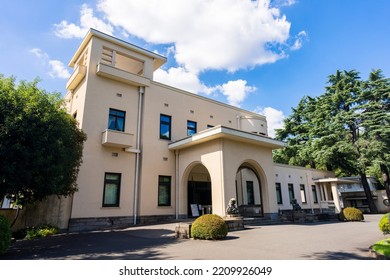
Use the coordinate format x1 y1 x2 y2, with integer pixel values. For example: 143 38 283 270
190 204 200 217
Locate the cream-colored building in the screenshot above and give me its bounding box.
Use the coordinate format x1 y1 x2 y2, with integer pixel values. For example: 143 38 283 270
64 29 336 231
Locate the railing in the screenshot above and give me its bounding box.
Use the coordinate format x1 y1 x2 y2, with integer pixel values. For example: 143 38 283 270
101 129 134 148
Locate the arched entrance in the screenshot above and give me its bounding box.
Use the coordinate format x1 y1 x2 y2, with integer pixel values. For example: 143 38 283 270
235 162 264 217
187 164 212 217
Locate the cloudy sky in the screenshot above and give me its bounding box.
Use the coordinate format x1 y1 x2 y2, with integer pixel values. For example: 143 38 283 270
1 0 389 137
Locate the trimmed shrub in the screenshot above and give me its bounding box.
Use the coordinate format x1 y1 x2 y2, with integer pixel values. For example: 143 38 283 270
379 213 390 235
341 207 364 221
191 214 228 240
25 225 59 240
0 215 12 255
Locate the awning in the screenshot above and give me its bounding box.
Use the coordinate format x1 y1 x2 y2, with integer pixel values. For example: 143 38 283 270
168 125 286 151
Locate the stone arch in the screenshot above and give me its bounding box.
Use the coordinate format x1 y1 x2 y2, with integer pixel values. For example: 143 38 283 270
181 161 212 217
235 159 268 217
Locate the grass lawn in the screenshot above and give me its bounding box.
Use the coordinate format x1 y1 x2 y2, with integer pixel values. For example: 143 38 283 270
371 238 390 257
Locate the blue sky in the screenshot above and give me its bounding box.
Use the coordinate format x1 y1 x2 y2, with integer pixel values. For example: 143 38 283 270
1 0 389 136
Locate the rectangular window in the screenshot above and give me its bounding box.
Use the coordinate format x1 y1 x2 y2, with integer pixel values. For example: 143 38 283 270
102 173 121 207
158 175 171 206
108 108 126 131
300 184 307 203
288 183 295 203
312 185 318 203
160 114 172 140
276 182 283 204
187 120 197 136
246 181 255 205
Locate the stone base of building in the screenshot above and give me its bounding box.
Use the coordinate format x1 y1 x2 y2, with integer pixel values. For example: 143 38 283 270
68 214 188 232
68 216 134 232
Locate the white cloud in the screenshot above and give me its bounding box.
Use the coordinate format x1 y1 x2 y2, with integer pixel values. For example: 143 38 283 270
54 4 113 39
97 0 293 73
30 48 70 79
29 48 49 60
271 0 297 7
154 68 256 107
53 0 303 106
217 80 256 107
48 60 71 79
255 106 285 137
291 31 308 51
154 67 212 94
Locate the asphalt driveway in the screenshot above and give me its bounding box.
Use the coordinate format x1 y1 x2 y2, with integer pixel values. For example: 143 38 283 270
1 214 384 260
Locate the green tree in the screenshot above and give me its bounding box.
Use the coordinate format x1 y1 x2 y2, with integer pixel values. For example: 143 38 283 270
0 75 86 205
360 70 390 200
275 69 390 213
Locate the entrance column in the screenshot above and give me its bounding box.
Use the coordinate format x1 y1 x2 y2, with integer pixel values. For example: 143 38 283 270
331 182 342 213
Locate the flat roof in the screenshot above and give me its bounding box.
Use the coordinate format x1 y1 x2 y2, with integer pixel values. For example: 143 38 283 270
69 28 167 69
313 178 360 184
168 125 286 151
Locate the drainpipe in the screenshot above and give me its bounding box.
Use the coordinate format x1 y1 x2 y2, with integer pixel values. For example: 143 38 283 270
175 150 180 220
133 86 145 225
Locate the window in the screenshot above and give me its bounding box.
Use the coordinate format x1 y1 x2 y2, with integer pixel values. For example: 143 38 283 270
102 173 121 207
300 184 307 203
108 108 125 131
312 185 318 203
276 183 283 204
187 120 197 136
246 181 255 205
288 183 295 203
160 114 172 140
158 175 171 206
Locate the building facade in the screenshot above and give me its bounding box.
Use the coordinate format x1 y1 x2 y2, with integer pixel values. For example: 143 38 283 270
64 29 337 231
314 176 389 214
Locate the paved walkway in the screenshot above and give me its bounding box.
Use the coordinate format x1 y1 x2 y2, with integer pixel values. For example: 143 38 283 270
1 214 384 260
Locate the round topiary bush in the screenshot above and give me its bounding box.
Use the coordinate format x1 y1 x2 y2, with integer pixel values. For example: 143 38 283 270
191 214 228 240
341 207 364 221
0 215 12 255
379 213 390 235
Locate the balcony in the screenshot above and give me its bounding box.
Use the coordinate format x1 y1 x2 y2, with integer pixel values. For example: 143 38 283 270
96 47 150 86
96 63 150 87
101 129 134 148
66 64 87 90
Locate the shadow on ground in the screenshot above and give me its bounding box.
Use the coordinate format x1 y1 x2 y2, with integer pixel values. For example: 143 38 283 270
302 247 374 260
1 229 178 260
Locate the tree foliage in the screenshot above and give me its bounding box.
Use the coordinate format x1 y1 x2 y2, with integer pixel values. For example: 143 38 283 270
0 75 86 205
274 69 390 213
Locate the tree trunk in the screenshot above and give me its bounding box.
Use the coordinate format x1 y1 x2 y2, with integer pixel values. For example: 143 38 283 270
360 172 378 214
380 163 390 200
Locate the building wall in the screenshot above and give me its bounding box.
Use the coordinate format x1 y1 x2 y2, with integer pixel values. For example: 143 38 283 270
64 30 337 229
273 163 334 212
1 196 72 231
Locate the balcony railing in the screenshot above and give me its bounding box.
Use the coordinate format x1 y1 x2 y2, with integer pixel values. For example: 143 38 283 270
66 64 87 90
101 129 134 148
96 63 150 87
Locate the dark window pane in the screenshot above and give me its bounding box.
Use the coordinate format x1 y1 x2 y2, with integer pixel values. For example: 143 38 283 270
108 109 126 132
103 173 121 207
187 120 197 136
158 175 171 206
160 114 171 140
